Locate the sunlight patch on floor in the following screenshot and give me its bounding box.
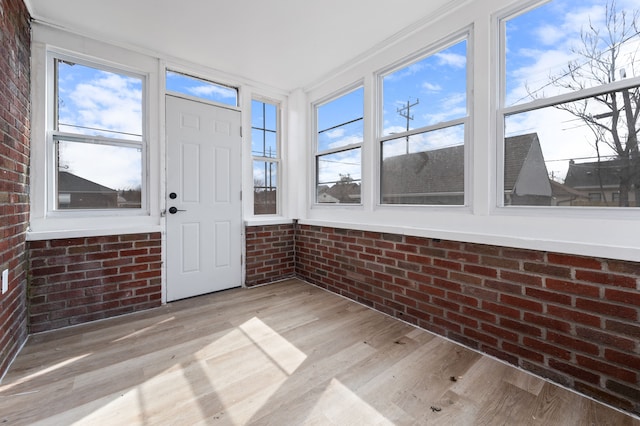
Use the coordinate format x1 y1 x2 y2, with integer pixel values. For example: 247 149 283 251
112 317 176 342
305 378 395 425
239 316 307 375
0 353 92 392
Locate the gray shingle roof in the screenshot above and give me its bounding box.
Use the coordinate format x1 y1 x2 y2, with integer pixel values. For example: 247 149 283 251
58 171 116 193
381 133 540 196
564 158 638 188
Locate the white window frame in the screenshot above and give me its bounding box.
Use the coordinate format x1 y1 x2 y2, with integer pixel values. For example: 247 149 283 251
45 50 149 217
496 1 640 214
376 30 472 207
251 96 281 216
313 83 364 206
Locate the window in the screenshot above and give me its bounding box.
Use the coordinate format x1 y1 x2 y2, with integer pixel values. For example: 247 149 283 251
501 1 640 208
315 87 363 204
251 99 279 215
166 71 238 107
53 57 145 211
380 38 468 205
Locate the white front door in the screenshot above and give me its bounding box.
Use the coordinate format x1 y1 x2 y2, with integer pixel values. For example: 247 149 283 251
166 95 242 301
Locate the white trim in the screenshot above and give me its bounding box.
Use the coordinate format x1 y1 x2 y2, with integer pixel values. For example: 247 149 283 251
244 218 295 227
26 225 163 241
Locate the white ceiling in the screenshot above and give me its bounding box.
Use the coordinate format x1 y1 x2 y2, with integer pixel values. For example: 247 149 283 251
27 0 456 92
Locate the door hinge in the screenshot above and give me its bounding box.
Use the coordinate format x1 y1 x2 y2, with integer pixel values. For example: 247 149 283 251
240 190 242 200
240 126 243 137
240 254 243 265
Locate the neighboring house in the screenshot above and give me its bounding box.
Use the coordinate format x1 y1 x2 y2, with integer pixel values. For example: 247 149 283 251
382 145 465 205
503 133 552 206
381 133 552 205
57 171 118 209
549 179 590 206
317 192 340 203
317 182 361 204
563 159 638 206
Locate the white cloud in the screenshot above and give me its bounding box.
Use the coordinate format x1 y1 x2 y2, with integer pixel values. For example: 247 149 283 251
422 82 442 92
188 84 236 99
326 128 345 139
63 72 142 137
436 52 466 69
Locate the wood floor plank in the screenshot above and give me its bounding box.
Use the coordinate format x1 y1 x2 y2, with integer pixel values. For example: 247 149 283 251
0 278 638 425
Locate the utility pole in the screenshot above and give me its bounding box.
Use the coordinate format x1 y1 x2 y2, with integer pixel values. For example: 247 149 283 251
397 98 419 154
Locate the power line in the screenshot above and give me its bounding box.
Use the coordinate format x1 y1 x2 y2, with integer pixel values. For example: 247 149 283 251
397 98 419 153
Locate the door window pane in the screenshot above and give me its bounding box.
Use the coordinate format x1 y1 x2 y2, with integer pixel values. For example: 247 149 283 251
166 70 238 107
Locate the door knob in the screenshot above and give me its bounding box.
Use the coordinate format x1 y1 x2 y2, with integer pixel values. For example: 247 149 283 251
168 207 186 214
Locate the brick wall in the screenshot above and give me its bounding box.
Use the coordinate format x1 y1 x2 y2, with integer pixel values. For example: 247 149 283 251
295 224 640 416
245 223 295 286
27 233 162 333
0 0 30 379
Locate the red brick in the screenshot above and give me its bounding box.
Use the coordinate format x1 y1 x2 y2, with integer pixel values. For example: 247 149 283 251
523 263 571 279
547 253 603 270
576 327 636 352
464 328 498 346
604 319 640 337
576 355 637 384
501 294 543 313
549 359 600 384
503 248 544 261
434 258 462 271
575 298 637 321
546 331 599 356
575 270 636 288
523 337 571 360
462 306 497 324
525 287 571 305
523 312 571 333
450 272 483 286
604 288 640 307
482 301 520 319
500 318 542 337
548 305 601 327
502 341 544 362
604 349 640 372
545 278 599 298
481 323 518 342
481 255 520 270
447 311 478 328
485 279 521 294
500 270 543 287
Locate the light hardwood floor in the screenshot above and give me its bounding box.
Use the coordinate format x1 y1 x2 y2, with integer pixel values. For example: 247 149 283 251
1 279 638 425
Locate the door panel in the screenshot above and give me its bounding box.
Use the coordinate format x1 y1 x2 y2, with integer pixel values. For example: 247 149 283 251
166 95 242 301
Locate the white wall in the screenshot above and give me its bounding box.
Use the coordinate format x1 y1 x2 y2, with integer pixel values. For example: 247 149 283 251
291 0 640 262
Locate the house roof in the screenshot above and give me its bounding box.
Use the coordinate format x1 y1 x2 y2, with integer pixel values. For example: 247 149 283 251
504 133 539 191
564 159 634 188
381 133 542 196
382 145 465 195
58 171 116 194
